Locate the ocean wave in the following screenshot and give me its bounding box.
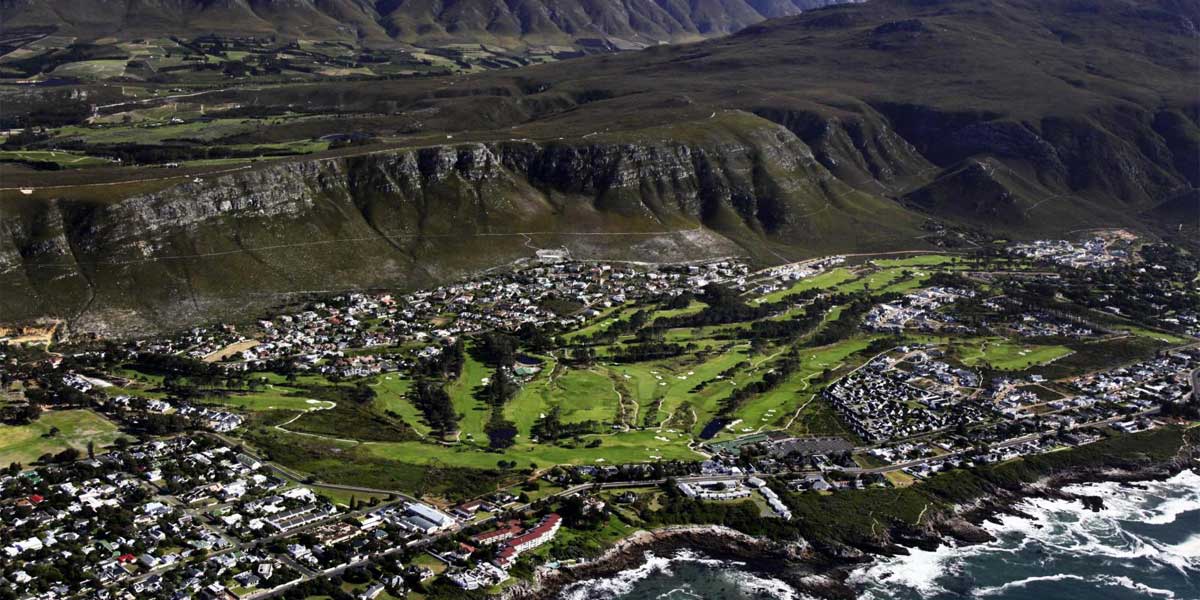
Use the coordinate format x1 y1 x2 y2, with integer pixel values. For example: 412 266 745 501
560 551 676 600
975 574 1178 598
558 549 809 600
847 542 972 598
852 470 1200 599
717 567 811 600
655 587 704 600
1057 469 1200 526
979 473 1200 574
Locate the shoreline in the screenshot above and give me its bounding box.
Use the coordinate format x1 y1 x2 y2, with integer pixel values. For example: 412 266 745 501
506 452 1197 600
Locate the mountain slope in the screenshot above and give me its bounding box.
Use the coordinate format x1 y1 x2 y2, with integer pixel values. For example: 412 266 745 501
0 114 924 335
0 0 850 46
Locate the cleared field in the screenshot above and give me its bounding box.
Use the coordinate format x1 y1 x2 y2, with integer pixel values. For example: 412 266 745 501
51 59 127 78
0 410 122 467
56 118 259 145
202 339 259 362
0 150 113 167
204 388 325 412
959 339 1074 370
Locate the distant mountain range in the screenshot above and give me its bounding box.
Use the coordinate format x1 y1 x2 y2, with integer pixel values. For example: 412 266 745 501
0 0 850 47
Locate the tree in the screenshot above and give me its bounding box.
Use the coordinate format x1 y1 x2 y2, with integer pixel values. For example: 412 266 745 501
53 447 80 463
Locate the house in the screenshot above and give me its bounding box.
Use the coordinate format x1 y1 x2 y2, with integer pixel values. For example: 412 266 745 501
358 583 385 600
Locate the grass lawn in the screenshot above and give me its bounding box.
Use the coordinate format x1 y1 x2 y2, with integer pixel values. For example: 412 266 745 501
754 268 857 304
554 368 620 425
835 266 913 293
370 377 430 436
561 307 633 342
1119 326 1191 345
311 484 389 507
505 361 557 437
881 273 931 294
649 300 707 320
51 59 127 78
625 344 753 435
603 362 669 427
448 353 493 442
0 410 122 467
247 371 328 387
505 362 621 438
723 336 875 438
364 428 701 470
872 254 958 268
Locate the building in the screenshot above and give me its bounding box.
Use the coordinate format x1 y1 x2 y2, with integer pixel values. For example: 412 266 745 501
493 514 561 569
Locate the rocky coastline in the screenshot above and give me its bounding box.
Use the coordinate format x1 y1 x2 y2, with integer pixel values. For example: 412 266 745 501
506 450 1197 600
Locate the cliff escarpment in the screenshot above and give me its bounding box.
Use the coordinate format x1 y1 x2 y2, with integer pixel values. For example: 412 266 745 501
0 116 922 334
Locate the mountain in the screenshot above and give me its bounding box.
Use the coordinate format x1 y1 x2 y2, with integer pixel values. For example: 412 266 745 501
0 0 850 47
1 0 1197 335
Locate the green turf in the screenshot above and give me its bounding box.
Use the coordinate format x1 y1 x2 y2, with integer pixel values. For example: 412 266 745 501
834 266 914 293
649 300 707 320
0 410 122 467
562 307 635 342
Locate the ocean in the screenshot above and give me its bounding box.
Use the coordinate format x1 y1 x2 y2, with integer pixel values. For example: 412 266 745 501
558 470 1200 600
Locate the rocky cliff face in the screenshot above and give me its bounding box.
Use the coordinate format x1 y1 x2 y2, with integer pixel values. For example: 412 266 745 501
0 116 921 334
